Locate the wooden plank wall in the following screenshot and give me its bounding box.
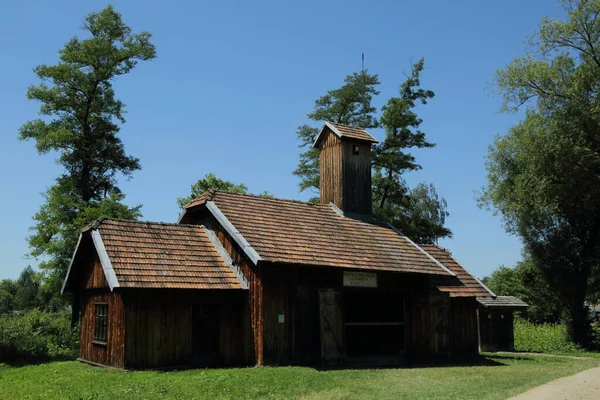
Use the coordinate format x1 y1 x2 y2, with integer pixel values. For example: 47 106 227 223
318 129 373 214
341 140 372 215
207 216 259 364
450 297 479 356
410 291 451 355
79 291 125 368
123 291 193 368
262 265 294 365
319 130 343 208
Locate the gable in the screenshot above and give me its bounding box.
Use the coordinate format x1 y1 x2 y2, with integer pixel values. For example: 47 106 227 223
62 219 246 294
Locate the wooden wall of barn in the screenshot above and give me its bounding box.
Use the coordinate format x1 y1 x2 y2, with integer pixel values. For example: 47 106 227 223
409 292 479 357
410 291 451 355
80 291 125 368
204 214 259 364
123 290 249 369
78 252 125 368
450 297 479 355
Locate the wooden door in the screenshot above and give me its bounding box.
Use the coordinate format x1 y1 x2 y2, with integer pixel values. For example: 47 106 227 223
319 291 344 362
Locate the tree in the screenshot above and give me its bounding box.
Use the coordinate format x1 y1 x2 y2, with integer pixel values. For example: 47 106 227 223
19 6 156 303
479 0 600 345
294 60 452 242
484 258 562 324
13 266 41 312
177 173 249 208
0 279 17 315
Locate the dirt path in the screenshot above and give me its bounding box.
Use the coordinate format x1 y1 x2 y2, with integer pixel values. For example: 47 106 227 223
508 366 600 399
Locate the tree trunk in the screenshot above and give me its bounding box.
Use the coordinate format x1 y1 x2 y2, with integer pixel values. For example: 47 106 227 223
565 285 590 347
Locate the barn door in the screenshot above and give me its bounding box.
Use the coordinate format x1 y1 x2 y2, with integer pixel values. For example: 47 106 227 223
319 290 345 362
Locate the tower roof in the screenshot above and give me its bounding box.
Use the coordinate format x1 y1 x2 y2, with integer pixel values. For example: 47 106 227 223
312 121 378 148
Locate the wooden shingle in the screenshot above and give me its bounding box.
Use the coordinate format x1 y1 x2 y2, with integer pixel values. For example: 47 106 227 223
95 219 243 290
185 191 452 275
421 244 494 297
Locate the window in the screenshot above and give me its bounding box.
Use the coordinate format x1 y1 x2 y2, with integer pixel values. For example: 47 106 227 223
94 302 108 343
352 144 360 155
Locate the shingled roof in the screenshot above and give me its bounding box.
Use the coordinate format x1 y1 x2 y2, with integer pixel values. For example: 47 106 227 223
64 219 244 291
313 121 378 148
420 244 494 297
182 191 452 276
477 296 528 309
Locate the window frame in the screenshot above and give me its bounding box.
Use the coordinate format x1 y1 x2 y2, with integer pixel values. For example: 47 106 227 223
93 302 108 345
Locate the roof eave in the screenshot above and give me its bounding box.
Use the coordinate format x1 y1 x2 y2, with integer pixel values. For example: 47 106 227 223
205 201 263 265
60 233 84 295
91 230 120 292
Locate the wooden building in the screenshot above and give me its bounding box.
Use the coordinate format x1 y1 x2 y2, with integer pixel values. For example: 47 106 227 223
477 296 528 352
62 121 519 369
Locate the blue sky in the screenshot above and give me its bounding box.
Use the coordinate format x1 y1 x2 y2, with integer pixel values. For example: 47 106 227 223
0 0 562 280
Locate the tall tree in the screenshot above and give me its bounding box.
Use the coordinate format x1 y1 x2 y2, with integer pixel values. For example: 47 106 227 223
372 60 449 243
19 6 156 301
479 0 600 345
294 60 451 242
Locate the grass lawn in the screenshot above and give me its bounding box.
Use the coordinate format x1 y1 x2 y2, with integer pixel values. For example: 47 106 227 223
0 354 598 400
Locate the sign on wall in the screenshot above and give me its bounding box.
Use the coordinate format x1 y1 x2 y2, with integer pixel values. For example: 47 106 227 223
343 271 377 288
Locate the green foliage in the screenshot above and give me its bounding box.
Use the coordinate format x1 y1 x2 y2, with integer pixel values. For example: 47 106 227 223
374 182 451 243
294 61 451 243
177 173 249 208
514 317 581 353
479 0 600 346
1 355 598 400
0 310 78 364
19 6 155 305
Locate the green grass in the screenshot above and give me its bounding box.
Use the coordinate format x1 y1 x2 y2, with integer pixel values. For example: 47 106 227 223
0 354 598 400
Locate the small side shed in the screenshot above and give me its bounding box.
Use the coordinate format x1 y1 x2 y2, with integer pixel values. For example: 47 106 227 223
476 296 528 352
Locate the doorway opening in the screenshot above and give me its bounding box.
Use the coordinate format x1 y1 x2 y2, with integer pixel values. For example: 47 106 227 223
343 291 406 357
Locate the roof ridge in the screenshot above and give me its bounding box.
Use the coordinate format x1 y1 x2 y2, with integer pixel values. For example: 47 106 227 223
213 190 328 207
85 217 205 230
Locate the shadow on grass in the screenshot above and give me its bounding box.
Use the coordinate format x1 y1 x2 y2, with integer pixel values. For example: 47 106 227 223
315 354 522 371
0 355 77 368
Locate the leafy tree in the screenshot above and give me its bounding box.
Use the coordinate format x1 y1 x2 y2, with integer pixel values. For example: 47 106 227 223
375 182 451 243
294 60 451 243
479 0 600 345
13 266 41 312
0 279 17 315
178 173 249 208
19 6 156 303
178 173 274 209
485 258 562 324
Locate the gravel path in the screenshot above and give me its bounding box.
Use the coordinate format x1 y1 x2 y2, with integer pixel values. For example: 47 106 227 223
508 366 600 400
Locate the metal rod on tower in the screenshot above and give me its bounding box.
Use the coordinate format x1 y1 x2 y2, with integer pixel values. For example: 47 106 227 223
361 52 365 73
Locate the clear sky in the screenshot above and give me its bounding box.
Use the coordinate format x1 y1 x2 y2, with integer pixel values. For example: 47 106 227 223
0 0 563 280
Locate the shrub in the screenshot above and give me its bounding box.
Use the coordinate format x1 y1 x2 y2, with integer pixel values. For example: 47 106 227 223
514 317 580 353
0 309 79 364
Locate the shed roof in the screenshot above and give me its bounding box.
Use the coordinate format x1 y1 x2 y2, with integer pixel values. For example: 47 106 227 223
313 122 378 148
477 296 529 309
182 190 452 276
64 219 244 291
421 244 495 297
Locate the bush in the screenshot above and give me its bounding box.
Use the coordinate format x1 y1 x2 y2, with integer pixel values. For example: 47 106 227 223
514 317 581 353
0 309 79 364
